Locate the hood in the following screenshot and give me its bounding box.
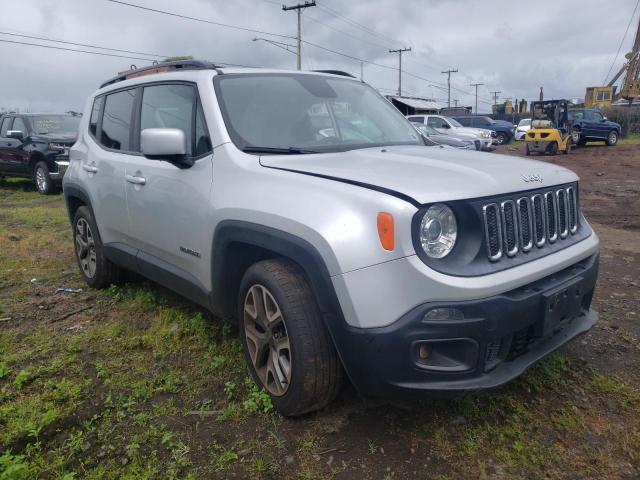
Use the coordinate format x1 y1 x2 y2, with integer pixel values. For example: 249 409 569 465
31 132 77 144
450 126 489 138
259 145 578 205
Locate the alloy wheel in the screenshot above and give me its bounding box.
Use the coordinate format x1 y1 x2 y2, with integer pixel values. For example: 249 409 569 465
36 167 47 192
608 131 618 145
243 284 292 396
75 218 97 279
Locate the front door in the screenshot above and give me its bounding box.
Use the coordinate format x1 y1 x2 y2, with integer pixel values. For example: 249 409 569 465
0 117 23 174
124 83 215 291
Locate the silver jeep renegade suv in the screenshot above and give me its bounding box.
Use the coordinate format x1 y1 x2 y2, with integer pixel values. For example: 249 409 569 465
64 61 599 416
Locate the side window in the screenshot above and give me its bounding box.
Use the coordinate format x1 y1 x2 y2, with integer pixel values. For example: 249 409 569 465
89 96 104 137
427 117 445 128
407 116 423 123
457 117 471 126
12 117 27 134
140 84 194 156
0 117 12 137
101 89 136 151
194 101 212 156
592 111 603 122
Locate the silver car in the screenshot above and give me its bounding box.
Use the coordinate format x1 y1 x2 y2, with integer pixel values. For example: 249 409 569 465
64 61 599 416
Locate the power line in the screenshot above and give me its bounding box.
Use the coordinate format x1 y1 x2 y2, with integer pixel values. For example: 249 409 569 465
603 0 640 84
0 30 167 58
104 0 295 40
0 38 157 62
315 1 397 45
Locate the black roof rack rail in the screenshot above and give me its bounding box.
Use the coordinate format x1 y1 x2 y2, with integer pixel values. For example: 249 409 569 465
100 60 223 88
312 70 356 78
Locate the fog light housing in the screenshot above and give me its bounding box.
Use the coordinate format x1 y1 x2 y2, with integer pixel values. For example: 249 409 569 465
412 338 478 372
423 308 464 322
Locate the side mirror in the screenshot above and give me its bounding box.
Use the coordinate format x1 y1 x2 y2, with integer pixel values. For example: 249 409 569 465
602 116 608 122
442 124 451 129
7 130 23 140
141 128 191 166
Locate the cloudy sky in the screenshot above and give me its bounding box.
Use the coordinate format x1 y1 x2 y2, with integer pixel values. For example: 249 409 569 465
1 0 638 113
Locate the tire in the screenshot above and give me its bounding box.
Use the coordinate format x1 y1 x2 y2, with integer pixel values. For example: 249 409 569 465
571 130 581 144
33 161 57 195
238 258 345 416
548 142 558 155
564 141 571 155
578 137 587 146
72 206 123 288
495 132 508 145
606 130 619 146
525 144 531 156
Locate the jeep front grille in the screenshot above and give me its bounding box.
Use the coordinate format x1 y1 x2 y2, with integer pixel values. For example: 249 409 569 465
483 185 579 261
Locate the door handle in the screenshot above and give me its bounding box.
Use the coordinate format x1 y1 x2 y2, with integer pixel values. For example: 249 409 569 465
82 164 98 173
125 174 146 185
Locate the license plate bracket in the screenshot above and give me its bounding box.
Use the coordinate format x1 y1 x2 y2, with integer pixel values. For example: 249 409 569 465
540 277 583 337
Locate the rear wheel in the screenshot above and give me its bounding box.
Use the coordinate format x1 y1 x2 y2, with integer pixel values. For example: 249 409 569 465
72 206 123 288
563 141 571 155
33 161 56 195
239 258 344 416
606 130 618 146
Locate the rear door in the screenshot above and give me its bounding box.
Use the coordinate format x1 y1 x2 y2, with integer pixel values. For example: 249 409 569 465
124 82 214 290
84 89 137 246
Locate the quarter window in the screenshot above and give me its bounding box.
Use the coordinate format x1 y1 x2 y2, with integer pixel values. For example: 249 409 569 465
141 84 194 155
101 89 136 151
0 117 11 137
89 97 104 137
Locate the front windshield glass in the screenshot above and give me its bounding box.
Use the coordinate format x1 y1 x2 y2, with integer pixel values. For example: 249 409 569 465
519 119 531 126
30 115 80 135
215 73 422 153
445 117 463 128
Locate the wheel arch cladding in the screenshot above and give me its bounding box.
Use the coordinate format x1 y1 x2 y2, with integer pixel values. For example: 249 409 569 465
63 184 92 223
211 221 344 325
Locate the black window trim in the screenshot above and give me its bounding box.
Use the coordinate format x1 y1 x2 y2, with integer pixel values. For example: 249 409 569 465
89 80 212 161
0 116 14 137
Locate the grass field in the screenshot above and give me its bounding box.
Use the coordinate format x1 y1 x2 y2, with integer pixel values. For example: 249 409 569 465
1 166 639 479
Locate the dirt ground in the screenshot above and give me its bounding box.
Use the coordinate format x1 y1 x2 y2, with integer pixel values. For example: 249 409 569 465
0 141 639 479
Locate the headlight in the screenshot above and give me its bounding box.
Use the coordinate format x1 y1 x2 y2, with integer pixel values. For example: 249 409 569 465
419 204 457 258
48 143 67 151
481 131 490 138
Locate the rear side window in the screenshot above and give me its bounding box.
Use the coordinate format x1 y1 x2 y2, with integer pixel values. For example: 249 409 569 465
0 117 11 137
89 97 104 137
101 89 136 151
141 84 194 155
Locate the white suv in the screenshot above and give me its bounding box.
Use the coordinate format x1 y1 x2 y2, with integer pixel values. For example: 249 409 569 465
64 61 599 416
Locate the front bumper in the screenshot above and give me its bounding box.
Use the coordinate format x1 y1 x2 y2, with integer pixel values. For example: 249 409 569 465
49 159 70 181
479 138 495 151
331 253 598 397
526 140 555 153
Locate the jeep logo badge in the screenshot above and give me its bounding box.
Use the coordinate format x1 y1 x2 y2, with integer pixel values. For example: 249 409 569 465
521 173 543 183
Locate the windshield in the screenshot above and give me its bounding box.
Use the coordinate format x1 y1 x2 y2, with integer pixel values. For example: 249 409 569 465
445 117 463 128
519 119 531 126
30 115 80 135
215 73 422 153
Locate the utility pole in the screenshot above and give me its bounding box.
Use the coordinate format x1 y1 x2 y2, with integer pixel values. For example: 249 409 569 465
441 68 458 108
470 82 484 114
389 47 411 96
491 90 502 106
453 99 459 107
282 1 316 70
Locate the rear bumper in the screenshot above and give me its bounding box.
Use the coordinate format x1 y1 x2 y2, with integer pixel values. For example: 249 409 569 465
331 253 599 397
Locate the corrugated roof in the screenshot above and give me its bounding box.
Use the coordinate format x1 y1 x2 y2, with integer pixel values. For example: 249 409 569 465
388 96 443 111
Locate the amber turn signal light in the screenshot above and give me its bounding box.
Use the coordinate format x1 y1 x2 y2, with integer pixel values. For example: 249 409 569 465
377 212 394 251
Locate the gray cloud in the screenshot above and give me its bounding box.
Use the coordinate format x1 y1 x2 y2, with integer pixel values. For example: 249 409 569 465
0 0 637 113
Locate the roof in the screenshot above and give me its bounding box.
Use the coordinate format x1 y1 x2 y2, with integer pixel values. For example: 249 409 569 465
387 96 443 111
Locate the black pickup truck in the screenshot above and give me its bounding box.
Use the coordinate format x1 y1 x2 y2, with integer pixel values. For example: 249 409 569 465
0 113 80 194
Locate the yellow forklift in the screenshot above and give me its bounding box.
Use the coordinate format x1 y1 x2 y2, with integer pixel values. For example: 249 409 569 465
525 99 572 156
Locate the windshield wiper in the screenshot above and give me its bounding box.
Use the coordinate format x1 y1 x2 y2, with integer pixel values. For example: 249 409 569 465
241 146 319 155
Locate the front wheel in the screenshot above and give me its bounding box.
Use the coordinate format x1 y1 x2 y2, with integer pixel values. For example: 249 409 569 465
33 161 57 195
606 130 619 146
495 132 508 145
239 259 344 416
